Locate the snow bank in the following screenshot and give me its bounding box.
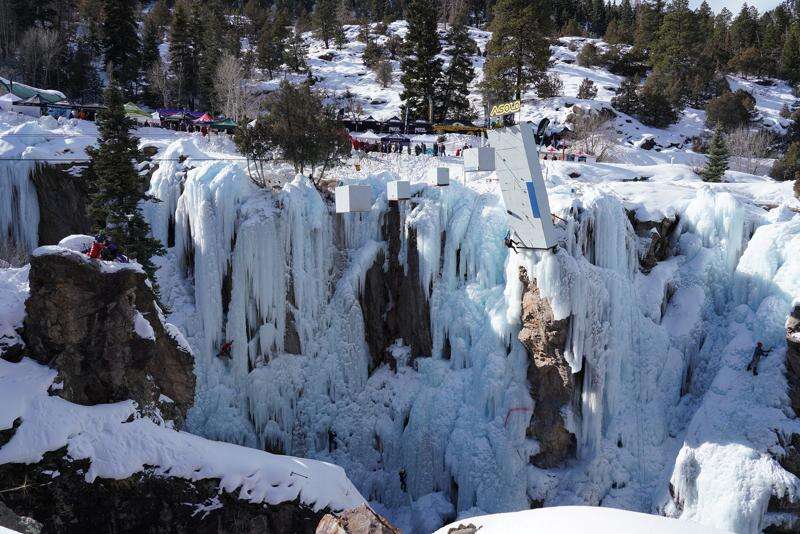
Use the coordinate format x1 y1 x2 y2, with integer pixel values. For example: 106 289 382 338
433 506 734 534
0 357 364 513
32 245 144 274
133 310 155 340
0 265 28 351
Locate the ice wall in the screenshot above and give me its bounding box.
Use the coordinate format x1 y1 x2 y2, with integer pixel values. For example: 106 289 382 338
0 161 38 254
149 148 800 533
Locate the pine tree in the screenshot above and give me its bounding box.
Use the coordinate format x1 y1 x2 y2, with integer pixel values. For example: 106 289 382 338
701 126 729 182
440 14 477 121
194 1 228 111
84 84 165 279
400 0 443 120
140 18 161 73
170 0 196 107
577 78 597 99
363 37 386 69
101 0 140 93
376 59 393 88
782 23 800 85
257 18 286 79
284 29 309 73
646 0 707 108
618 0 635 37
633 0 664 57
314 0 341 48
771 141 800 182
482 0 551 102
603 20 628 45
730 4 759 52
706 8 733 71
590 0 607 36
560 19 583 37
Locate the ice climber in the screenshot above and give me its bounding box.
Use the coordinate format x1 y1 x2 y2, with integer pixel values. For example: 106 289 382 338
87 231 107 259
747 342 772 375
216 340 233 359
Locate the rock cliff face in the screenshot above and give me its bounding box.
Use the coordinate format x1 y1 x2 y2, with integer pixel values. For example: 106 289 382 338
22 248 194 426
359 203 433 370
316 504 399 534
0 501 41 534
785 303 800 418
0 449 326 534
517 266 576 468
29 164 91 246
627 212 678 273
770 304 800 532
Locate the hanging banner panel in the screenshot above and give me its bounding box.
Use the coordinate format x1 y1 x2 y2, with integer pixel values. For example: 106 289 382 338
488 123 557 250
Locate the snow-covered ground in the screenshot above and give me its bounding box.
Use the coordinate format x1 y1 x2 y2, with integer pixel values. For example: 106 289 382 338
434 506 734 534
2 29 800 534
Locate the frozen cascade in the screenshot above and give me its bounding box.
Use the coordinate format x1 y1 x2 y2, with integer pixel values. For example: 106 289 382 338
0 160 38 253
667 191 800 533
522 189 679 506
147 147 800 533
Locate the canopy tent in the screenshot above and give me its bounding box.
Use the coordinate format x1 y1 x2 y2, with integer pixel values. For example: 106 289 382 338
211 118 237 131
164 111 194 122
157 108 202 120
384 115 404 132
18 94 48 105
124 102 153 124
194 112 214 124
381 134 410 146
0 92 21 110
351 130 382 142
408 133 440 144
0 77 66 104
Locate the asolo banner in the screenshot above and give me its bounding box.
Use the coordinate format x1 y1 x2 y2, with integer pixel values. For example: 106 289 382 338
489 100 521 117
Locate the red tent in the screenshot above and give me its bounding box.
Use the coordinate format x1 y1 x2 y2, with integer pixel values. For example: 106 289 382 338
194 112 214 124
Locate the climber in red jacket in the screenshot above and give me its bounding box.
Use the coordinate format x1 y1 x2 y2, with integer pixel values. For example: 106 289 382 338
216 341 233 359
87 232 107 259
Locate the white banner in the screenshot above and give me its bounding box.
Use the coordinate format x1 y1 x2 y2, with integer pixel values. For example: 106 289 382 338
488 123 557 250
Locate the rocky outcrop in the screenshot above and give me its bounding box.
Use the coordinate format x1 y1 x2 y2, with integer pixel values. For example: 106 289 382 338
29 164 91 246
785 303 800 417
359 203 433 371
0 449 326 534
316 504 399 534
517 266 576 468
626 211 678 273
21 248 195 426
768 303 800 532
0 501 42 534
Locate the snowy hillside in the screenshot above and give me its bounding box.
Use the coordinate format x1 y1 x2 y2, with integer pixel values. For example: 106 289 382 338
2 24 800 534
255 26 795 162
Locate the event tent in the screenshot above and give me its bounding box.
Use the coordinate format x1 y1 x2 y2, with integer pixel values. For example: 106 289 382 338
194 112 214 124
124 102 153 124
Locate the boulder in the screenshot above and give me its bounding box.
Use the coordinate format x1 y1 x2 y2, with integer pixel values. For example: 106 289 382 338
316 505 399 534
22 247 195 426
517 266 576 468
